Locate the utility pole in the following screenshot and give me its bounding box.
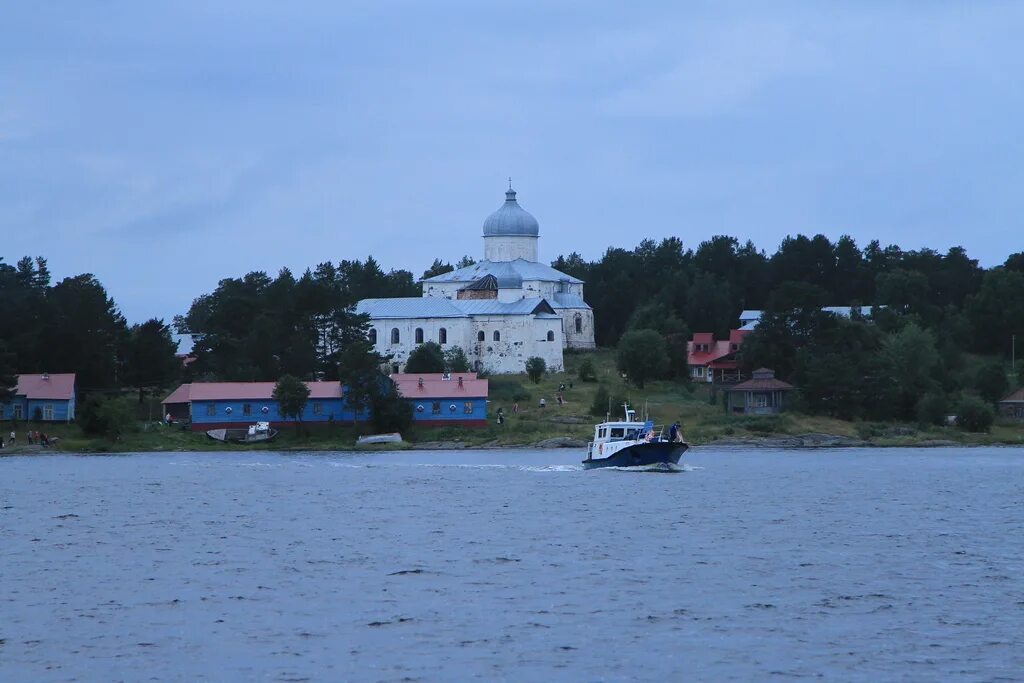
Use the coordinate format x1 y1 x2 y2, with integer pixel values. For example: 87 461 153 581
1013 334 1016 370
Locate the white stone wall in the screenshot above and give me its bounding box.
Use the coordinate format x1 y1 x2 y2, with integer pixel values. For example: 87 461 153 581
560 308 596 350
367 314 564 374
484 235 538 262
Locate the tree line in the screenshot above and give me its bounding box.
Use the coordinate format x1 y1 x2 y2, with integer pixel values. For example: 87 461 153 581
4 233 1022 429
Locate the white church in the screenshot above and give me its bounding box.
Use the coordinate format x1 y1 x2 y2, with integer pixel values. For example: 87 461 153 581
356 185 596 374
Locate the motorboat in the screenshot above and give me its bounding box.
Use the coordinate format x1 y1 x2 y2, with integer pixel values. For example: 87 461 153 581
583 404 688 470
206 421 278 444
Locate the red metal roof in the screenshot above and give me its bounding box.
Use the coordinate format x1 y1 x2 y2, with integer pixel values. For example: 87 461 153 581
163 381 344 404
392 373 488 399
688 329 749 367
15 373 76 400
728 329 750 345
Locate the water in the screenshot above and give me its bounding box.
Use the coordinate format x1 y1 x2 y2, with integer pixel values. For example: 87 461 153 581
2 447 1022 681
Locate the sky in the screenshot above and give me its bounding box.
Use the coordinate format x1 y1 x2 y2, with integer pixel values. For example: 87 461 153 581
2 1 1022 325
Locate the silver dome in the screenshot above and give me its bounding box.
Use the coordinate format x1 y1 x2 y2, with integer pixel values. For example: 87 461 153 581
482 188 540 237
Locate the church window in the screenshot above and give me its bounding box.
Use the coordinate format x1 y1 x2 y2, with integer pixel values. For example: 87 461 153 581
575 314 582 334
391 328 400 344
439 328 447 344
547 330 555 342
477 331 485 342
493 331 500 342
368 328 377 345
415 328 424 344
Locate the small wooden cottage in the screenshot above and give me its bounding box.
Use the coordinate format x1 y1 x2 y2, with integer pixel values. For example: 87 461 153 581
998 388 1024 420
726 368 794 415
0 373 77 422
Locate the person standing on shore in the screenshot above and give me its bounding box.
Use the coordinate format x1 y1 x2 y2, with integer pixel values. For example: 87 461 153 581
9 430 15 446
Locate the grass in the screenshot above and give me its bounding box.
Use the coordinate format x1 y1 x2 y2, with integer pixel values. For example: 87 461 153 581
4 349 1023 453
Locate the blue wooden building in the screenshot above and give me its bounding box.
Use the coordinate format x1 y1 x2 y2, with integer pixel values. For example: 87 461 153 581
0 373 77 423
162 374 489 430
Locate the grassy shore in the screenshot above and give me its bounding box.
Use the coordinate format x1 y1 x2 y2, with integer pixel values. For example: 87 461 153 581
4 350 1023 454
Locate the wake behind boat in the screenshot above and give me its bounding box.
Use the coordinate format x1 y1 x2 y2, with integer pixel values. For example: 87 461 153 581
583 404 688 471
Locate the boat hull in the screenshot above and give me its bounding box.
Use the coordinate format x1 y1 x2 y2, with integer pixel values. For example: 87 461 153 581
582 442 688 470
206 428 278 444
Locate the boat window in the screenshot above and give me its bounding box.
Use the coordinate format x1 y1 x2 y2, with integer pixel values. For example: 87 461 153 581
598 427 607 438
610 427 624 438
439 328 447 344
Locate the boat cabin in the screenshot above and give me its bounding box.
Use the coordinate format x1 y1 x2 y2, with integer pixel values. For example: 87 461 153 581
592 420 654 444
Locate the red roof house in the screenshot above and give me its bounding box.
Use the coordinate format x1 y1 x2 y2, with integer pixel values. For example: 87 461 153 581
686 330 750 383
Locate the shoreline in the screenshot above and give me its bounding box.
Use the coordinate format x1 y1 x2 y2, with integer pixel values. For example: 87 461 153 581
3 433 1023 456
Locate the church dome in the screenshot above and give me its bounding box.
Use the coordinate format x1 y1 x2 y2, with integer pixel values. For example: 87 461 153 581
482 187 540 237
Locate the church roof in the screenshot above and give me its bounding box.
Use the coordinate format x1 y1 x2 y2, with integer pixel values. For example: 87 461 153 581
482 187 539 237
356 297 557 319
420 258 583 286
550 293 590 310
460 274 498 291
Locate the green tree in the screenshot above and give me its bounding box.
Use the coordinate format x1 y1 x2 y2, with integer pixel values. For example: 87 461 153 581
405 341 445 374
273 375 310 430
421 259 454 280
368 377 413 433
525 357 546 384
444 346 470 373
626 302 687 336
955 395 994 432
78 395 137 441
974 361 1009 404
616 329 668 389
0 341 17 404
123 319 180 399
916 392 949 426
590 384 611 416
882 323 941 420
577 357 597 382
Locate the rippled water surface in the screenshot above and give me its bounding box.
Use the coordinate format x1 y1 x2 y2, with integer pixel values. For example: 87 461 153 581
2 447 1023 681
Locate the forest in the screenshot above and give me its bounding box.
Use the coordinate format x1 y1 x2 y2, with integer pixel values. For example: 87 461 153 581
2 234 1022 427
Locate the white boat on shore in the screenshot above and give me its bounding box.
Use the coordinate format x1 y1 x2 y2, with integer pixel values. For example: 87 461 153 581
356 433 403 445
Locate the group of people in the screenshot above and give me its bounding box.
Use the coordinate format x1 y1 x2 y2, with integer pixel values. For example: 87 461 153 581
0 430 54 449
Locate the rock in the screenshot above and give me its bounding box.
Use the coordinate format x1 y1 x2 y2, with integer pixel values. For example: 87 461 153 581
414 441 468 450
534 437 587 449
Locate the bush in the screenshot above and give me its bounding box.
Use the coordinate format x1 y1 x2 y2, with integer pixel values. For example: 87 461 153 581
916 392 949 426
616 329 668 389
444 346 470 373
590 385 611 417
489 380 531 403
577 358 597 382
955 395 995 432
974 361 1009 405
79 395 137 441
525 357 546 384
405 342 446 374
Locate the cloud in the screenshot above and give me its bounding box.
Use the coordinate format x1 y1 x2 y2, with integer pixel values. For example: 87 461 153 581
601 21 827 118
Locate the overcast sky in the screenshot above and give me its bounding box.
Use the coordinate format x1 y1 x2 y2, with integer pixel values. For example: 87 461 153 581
2 1 1022 325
